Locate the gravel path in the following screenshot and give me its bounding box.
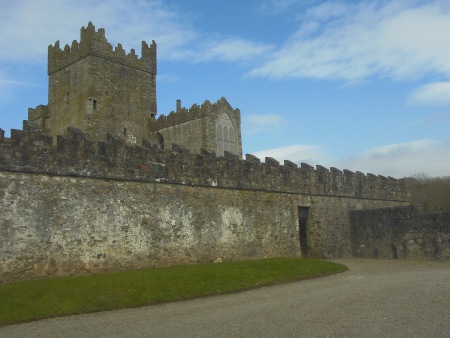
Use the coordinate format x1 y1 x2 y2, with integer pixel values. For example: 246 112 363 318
1 259 449 338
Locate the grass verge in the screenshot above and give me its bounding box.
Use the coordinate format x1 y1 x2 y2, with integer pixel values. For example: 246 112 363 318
0 258 347 326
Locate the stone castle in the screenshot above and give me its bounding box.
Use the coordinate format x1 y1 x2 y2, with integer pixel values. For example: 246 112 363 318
29 22 242 157
0 23 447 282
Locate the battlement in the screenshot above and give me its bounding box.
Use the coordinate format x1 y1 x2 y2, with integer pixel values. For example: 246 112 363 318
0 125 410 201
48 22 156 75
149 97 240 131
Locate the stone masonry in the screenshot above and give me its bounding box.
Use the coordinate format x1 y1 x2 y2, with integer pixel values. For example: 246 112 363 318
350 205 450 260
0 22 434 284
0 125 410 282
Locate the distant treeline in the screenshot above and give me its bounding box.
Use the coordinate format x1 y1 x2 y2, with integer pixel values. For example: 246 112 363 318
408 174 450 212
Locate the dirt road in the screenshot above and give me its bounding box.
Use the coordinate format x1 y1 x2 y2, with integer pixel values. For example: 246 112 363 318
1 259 449 337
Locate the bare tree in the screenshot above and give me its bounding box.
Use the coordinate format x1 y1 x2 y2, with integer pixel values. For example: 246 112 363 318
409 173 450 212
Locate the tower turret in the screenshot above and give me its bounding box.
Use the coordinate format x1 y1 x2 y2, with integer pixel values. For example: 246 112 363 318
46 22 157 144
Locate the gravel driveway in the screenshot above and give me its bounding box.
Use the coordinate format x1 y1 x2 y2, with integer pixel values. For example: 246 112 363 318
1 258 449 338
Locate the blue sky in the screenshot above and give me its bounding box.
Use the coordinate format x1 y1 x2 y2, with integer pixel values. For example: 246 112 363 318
1 0 450 178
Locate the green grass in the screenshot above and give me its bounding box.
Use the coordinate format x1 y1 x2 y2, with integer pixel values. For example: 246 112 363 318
0 258 347 326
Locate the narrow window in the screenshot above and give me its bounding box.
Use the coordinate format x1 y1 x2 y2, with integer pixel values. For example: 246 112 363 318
66 70 71 83
93 100 97 111
216 125 224 156
223 126 229 152
229 127 235 154
124 128 127 135
66 92 70 105
120 68 127 80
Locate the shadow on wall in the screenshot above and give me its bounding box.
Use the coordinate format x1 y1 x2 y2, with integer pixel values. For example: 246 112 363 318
350 205 450 260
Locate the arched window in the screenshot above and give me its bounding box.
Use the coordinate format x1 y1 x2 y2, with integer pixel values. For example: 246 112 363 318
156 132 164 150
216 112 235 156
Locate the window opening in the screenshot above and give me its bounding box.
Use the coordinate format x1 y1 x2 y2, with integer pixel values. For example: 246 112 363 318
216 112 235 156
156 132 164 150
223 126 229 152
217 125 224 156
229 127 235 152
120 68 127 80
93 100 97 111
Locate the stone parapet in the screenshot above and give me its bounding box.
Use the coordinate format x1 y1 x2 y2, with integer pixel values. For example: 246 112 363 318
149 97 239 131
0 126 410 201
48 22 156 75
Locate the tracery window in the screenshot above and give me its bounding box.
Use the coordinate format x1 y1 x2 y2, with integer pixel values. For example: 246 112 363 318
216 112 235 156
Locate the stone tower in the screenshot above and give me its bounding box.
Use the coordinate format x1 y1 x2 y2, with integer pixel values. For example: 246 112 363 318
26 22 242 158
38 22 157 144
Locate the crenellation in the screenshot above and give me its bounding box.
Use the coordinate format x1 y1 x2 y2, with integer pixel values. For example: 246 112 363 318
330 167 342 175
48 22 156 75
0 23 418 283
23 120 40 132
265 157 279 167
301 162 314 170
284 160 298 169
28 105 49 131
343 169 354 176
200 148 217 158
224 151 239 161
245 154 260 163
316 164 329 172
152 98 239 130
367 173 377 179
71 40 78 50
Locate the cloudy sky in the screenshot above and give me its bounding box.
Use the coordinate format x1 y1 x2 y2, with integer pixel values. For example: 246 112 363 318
1 0 450 178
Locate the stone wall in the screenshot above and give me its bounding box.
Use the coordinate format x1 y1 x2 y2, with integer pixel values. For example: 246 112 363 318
350 206 450 260
0 171 407 283
151 98 243 158
0 125 411 282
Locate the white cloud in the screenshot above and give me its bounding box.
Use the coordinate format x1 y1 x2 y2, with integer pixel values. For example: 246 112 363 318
250 0 450 82
243 113 287 135
250 139 450 178
304 1 349 21
412 111 450 126
0 0 196 63
409 82 450 106
333 139 450 178
1 0 274 67
256 0 299 14
195 38 274 63
157 73 180 84
0 79 43 88
251 144 328 166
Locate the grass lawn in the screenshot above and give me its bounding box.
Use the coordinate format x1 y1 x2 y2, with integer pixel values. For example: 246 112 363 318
0 258 347 326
